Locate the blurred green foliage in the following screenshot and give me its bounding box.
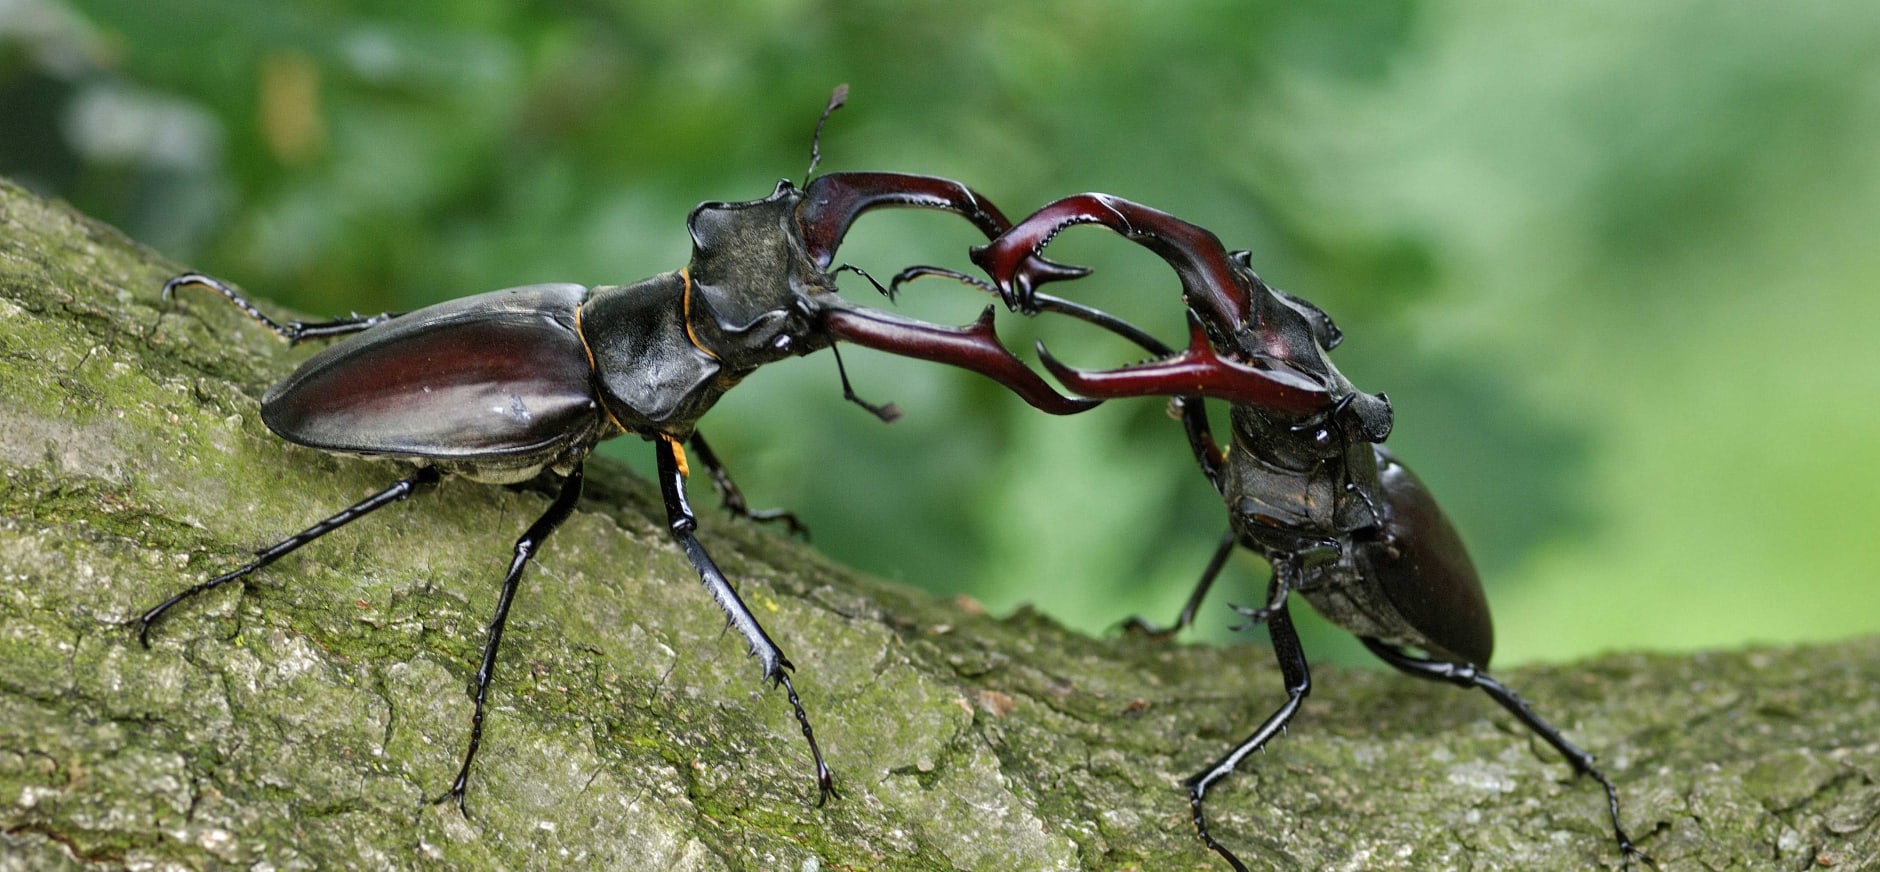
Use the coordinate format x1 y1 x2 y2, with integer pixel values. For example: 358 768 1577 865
4 0 1875 665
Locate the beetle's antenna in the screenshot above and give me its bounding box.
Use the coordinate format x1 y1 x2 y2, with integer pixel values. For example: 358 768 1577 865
829 343 901 422
807 83 849 180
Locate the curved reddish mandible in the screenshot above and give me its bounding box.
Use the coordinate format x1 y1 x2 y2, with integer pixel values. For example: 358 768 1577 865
1037 310 1331 413
796 172 1089 291
970 193 1253 329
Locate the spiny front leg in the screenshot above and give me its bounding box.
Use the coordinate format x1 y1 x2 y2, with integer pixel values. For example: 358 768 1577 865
654 435 835 804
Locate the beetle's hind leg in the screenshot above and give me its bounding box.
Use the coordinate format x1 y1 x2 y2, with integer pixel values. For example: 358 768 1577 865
1359 638 1656 869
163 273 402 345
135 467 442 645
655 435 835 804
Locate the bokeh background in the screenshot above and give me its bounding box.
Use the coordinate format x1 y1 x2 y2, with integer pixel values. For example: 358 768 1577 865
3 0 1874 666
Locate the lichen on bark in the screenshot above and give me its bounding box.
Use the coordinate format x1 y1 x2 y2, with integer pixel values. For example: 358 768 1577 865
1 176 1876 870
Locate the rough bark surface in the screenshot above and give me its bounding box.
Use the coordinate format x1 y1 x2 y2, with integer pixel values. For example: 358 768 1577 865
1 177 1875 870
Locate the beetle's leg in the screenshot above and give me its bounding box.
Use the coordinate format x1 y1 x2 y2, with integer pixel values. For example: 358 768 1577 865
275 315 403 343
1359 639 1657 869
885 264 988 301
163 273 296 339
1175 396 1230 493
818 265 906 423
686 433 808 538
795 171 1089 292
135 467 442 645
656 435 835 804
1184 587 1310 872
163 273 401 345
1121 528 1238 640
437 465 584 815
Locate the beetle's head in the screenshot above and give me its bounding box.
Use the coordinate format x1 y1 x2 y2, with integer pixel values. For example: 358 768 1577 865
681 176 1096 416
684 180 841 368
1215 258 1393 455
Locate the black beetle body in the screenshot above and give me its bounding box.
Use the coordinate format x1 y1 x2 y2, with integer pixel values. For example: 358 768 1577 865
966 193 1651 869
142 91 1101 815
255 183 847 483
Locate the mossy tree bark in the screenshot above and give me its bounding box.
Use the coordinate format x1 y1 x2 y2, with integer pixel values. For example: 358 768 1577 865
1 177 1875 870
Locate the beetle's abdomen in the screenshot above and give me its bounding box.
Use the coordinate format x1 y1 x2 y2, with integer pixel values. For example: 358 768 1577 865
260 284 601 469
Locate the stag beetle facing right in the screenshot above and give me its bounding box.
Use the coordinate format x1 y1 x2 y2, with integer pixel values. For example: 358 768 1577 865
961 194 1655 870
139 88 1097 813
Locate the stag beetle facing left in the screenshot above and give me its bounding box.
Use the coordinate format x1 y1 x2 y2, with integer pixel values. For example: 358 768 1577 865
965 194 1654 869
140 88 1096 812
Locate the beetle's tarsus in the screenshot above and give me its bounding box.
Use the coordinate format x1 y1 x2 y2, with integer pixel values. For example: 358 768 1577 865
162 272 402 345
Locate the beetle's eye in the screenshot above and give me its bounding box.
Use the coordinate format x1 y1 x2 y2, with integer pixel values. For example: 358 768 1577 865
1312 428 1335 450
772 334 793 353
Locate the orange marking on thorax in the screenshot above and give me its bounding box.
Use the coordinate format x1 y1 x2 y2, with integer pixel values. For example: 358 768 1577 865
679 268 719 360
574 297 630 437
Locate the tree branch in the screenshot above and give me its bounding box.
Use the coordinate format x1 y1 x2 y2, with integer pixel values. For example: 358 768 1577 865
1 176 1874 869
